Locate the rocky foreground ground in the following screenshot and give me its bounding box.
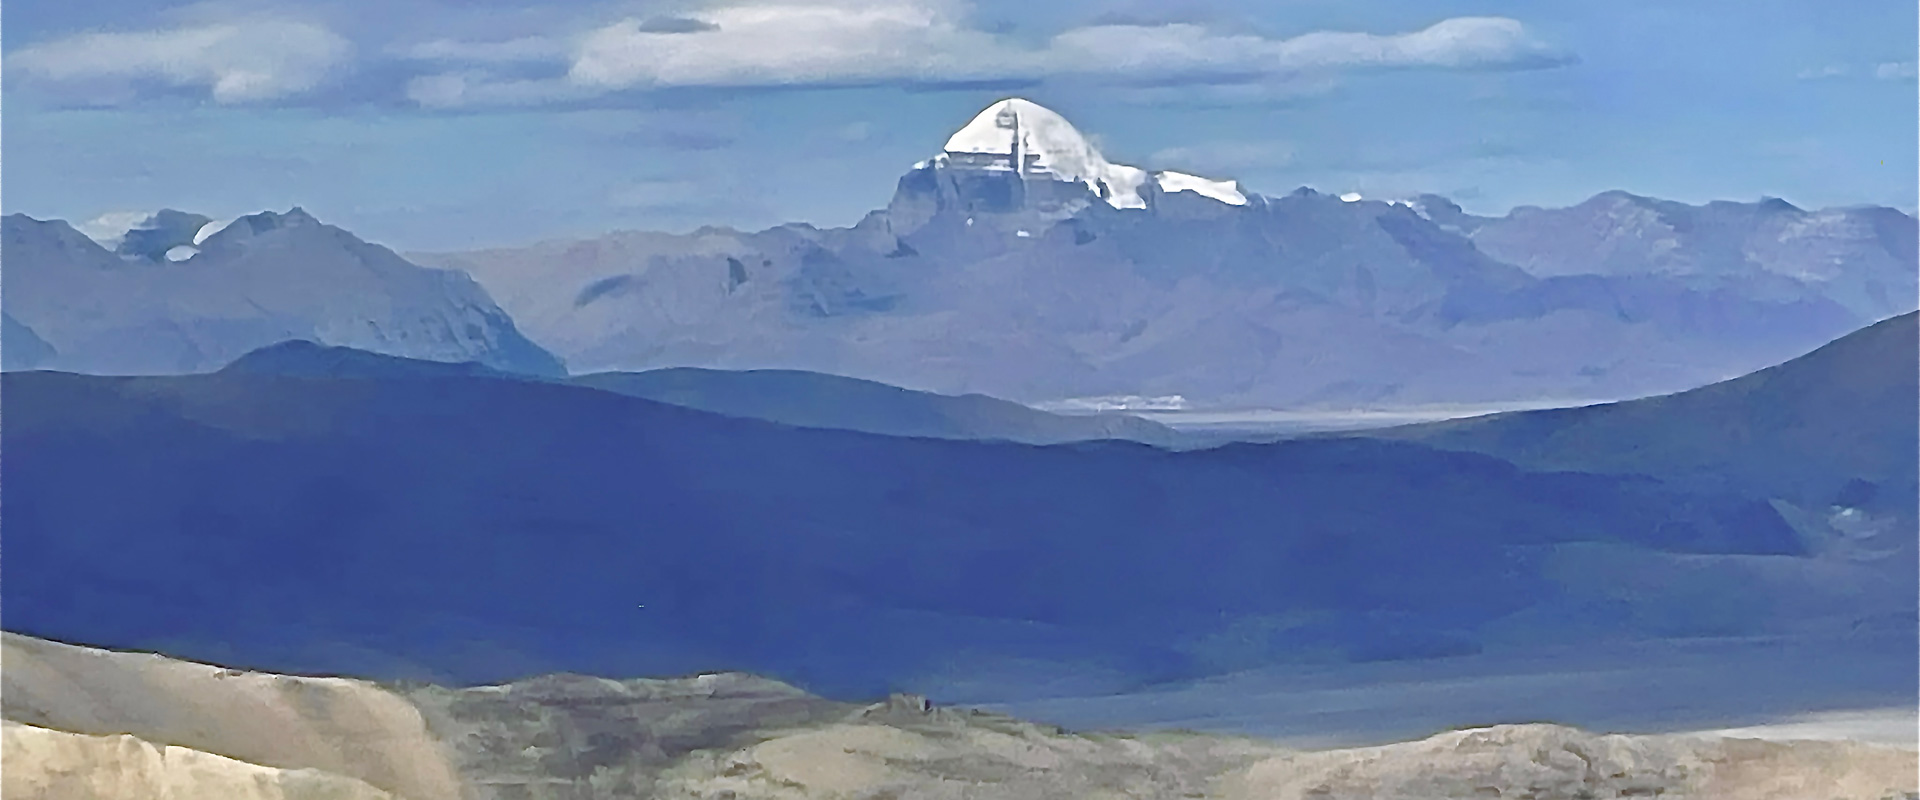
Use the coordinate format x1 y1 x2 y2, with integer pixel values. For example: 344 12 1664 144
3 632 1914 800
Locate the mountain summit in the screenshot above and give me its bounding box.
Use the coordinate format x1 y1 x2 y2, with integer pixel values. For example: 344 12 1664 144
894 98 1246 231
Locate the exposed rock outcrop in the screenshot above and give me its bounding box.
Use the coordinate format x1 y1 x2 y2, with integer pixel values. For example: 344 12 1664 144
4 633 1914 799
1217 723 1919 800
2 721 400 800
0 633 463 800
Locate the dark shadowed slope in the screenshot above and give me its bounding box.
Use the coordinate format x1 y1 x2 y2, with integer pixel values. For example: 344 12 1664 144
221 342 1179 445
220 340 518 381
1375 312 1919 512
572 367 1181 446
1 368 1804 696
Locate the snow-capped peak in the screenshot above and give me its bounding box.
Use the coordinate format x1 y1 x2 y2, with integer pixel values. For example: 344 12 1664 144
942 98 1149 209
933 98 1245 210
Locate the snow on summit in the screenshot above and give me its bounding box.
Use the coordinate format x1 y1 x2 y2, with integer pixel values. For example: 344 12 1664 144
1155 171 1247 206
936 98 1244 209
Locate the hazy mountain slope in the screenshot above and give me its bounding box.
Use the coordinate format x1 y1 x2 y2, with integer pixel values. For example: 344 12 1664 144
1 368 1803 695
2 210 564 376
219 341 1179 445
572 367 1181 445
425 191 1861 408
1424 191 1919 321
3 313 57 370
1377 312 1919 511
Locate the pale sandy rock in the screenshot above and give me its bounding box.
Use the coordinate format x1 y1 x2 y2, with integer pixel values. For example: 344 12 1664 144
1 633 463 800
1216 723 1918 800
2 720 400 800
6 633 1913 800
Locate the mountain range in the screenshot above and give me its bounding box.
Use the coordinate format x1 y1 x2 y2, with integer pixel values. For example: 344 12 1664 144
571 366 1181 446
1 209 563 376
4 313 1906 698
224 339 1181 446
7 98 1910 409
413 98 1913 407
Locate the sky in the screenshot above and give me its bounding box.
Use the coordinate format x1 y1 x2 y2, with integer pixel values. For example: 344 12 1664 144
4 0 1916 251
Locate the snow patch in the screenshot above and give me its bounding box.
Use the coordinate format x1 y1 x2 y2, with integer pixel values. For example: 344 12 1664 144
1154 171 1248 205
192 218 233 246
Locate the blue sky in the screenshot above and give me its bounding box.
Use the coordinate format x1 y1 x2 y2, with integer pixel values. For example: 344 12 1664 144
5 0 1915 251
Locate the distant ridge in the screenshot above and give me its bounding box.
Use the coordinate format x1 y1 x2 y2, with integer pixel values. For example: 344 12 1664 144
221 340 514 380
573 367 1182 446
219 341 1179 446
1376 311 1920 511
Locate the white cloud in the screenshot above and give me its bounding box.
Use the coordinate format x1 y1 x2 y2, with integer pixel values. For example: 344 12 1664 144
1798 61 1915 82
8 20 353 103
836 121 874 142
569 2 1025 89
405 73 589 108
74 211 154 245
402 36 569 63
1874 61 1917 81
1048 16 1566 80
410 1 1567 107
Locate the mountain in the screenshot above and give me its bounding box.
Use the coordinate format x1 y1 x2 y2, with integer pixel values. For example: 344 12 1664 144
1418 191 1919 321
2 313 56 371
1375 312 1919 516
572 367 1182 446
221 339 520 381
0 362 1833 697
6 632 1914 800
93 208 224 262
898 98 1248 222
415 97 1901 408
2 209 565 376
220 341 1180 445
